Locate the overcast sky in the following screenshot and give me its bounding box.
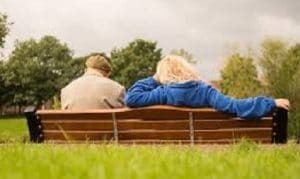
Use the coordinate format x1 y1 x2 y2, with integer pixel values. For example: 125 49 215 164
1 0 300 80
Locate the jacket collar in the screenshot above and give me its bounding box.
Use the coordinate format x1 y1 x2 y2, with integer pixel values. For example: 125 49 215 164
168 80 200 88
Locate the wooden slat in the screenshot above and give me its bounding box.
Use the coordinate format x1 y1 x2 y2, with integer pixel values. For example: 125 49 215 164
116 110 189 120
39 113 272 121
41 118 273 131
43 128 272 141
37 105 222 114
117 109 237 120
43 130 114 140
194 129 272 140
39 113 114 120
194 118 272 129
42 120 114 130
37 105 240 120
118 138 272 144
37 105 272 120
45 138 272 144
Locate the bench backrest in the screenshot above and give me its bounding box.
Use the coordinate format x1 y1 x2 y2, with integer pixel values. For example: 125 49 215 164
24 105 288 144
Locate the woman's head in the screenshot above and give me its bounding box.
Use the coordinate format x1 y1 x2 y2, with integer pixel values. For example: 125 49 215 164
154 55 200 84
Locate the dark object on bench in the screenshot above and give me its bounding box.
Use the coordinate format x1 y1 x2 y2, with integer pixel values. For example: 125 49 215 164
24 105 288 144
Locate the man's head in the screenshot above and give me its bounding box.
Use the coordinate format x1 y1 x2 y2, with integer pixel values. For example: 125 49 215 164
85 54 112 77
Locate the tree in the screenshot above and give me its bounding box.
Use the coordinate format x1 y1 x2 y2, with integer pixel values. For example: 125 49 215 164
259 38 288 97
5 35 73 107
0 61 9 106
0 13 10 110
170 48 196 63
67 56 85 81
110 39 162 88
220 53 262 98
0 61 4 113
259 39 300 140
0 13 10 48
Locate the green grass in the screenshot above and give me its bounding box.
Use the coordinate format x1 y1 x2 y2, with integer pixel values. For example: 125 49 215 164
0 117 299 179
0 117 28 142
0 143 299 179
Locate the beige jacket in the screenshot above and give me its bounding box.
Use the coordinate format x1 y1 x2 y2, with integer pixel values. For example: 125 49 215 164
61 69 125 110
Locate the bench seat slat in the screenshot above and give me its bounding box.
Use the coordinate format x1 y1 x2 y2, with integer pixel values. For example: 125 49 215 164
37 106 238 120
43 128 272 140
118 138 272 144
38 114 272 121
42 118 272 131
44 138 272 144
38 114 236 120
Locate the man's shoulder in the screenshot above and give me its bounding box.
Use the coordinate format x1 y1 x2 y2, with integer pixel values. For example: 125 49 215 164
62 75 124 92
61 76 85 92
101 77 124 90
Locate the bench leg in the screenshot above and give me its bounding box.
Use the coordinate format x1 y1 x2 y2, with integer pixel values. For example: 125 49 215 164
272 108 288 144
24 106 44 143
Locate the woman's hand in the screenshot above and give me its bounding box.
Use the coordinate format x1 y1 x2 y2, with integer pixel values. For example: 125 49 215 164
275 99 290 110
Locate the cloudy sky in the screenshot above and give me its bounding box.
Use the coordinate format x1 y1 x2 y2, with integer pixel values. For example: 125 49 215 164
1 0 300 80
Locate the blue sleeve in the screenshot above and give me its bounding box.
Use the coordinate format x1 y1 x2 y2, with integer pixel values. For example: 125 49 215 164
125 77 165 107
206 86 276 119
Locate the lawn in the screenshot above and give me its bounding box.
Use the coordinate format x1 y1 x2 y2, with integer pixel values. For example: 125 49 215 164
0 143 300 179
0 117 28 142
0 117 300 179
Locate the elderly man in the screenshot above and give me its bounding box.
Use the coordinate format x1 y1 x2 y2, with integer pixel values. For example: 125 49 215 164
61 54 125 109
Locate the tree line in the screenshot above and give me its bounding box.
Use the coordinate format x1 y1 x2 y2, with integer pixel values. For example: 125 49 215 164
1 13 299 139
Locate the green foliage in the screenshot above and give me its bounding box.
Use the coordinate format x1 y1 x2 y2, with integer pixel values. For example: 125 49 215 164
220 53 262 98
4 36 73 106
0 61 9 105
0 13 11 48
67 56 85 81
52 95 61 110
170 48 196 63
281 44 300 140
110 39 162 88
259 38 289 97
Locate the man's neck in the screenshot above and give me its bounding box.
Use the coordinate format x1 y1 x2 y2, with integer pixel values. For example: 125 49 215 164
85 68 105 77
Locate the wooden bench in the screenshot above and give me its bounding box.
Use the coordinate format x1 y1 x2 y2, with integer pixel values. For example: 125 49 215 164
24 105 288 144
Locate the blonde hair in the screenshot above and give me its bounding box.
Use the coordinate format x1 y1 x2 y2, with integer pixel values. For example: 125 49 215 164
154 55 200 84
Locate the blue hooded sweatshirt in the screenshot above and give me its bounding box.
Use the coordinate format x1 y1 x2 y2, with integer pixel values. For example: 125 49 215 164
125 77 276 119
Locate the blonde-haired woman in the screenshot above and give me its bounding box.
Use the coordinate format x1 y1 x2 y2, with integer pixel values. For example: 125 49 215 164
125 55 290 118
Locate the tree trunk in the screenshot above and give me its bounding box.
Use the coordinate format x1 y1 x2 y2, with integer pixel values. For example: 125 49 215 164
0 105 3 116
18 105 22 114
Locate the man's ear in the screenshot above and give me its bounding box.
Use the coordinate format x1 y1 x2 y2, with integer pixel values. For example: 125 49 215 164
105 71 111 77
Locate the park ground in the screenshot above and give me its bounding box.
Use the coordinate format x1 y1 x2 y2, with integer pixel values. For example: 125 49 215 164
0 117 300 179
